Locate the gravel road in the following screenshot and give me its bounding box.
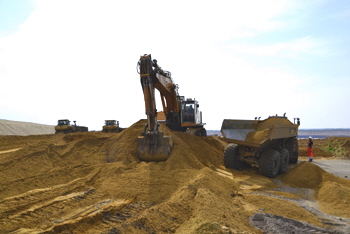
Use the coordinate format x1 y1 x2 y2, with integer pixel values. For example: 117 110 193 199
311 159 350 180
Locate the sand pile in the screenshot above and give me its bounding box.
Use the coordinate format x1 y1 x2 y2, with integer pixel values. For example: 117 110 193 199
317 173 350 219
281 161 325 188
0 131 109 199
1 120 350 233
281 161 350 219
0 119 55 136
245 129 269 144
318 180 350 218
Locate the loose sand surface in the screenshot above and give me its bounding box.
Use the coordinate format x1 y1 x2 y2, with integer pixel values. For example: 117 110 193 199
1 119 350 233
0 119 55 136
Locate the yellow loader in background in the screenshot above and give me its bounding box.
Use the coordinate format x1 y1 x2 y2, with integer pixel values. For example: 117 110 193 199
55 119 88 134
102 120 123 133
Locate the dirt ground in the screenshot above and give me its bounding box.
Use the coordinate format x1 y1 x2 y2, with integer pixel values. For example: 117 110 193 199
1 120 350 233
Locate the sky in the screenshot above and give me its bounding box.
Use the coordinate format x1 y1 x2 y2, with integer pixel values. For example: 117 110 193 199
0 0 350 131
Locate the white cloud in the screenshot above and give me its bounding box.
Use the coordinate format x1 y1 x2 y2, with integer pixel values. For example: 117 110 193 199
228 36 328 59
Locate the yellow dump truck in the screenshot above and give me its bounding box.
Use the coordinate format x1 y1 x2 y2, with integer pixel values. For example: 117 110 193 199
220 115 300 178
55 119 88 134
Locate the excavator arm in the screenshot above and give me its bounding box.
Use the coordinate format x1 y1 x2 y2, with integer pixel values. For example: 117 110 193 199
137 54 174 161
139 55 158 133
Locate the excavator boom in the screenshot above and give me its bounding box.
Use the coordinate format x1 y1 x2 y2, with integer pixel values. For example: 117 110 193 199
137 54 173 161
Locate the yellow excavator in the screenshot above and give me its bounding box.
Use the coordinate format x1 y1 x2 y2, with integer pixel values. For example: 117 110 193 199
137 54 206 161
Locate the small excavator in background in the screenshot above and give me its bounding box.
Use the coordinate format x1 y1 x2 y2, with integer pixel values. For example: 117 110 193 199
137 54 206 161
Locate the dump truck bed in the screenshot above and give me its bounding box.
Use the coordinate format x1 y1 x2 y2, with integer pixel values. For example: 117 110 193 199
220 117 298 149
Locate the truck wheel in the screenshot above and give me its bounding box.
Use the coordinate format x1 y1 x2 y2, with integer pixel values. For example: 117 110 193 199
195 128 207 137
279 149 289 174
259 149 281 178
223 144 249 170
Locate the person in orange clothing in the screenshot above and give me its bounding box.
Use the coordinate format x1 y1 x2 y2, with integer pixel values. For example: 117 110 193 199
307 136 314 162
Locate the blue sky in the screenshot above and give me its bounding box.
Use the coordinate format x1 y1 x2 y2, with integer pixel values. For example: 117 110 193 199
0 0 349 130
0 0 35 36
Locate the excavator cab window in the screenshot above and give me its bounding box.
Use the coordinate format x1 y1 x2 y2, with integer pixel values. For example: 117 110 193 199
183 103 195 122
58 120 69 125
106 120 115 125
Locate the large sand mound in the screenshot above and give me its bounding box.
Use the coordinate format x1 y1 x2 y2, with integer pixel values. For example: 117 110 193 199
0 119 350 233
0 119 55 136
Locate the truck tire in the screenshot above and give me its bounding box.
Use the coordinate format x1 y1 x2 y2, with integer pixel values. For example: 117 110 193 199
223 144 249 170
195 128 207 137
258 149 281 178
279 149 289 174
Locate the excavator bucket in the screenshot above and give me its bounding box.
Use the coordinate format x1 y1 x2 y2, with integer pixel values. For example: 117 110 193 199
137 131 173 161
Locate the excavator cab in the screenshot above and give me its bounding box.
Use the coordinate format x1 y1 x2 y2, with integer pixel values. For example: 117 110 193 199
181 99 203 127
182 103 195 122
181 99 207 136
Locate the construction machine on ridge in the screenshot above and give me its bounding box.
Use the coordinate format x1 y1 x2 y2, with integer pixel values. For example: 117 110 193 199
102 120 121 133
55 119 88 134
137 54 206 161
